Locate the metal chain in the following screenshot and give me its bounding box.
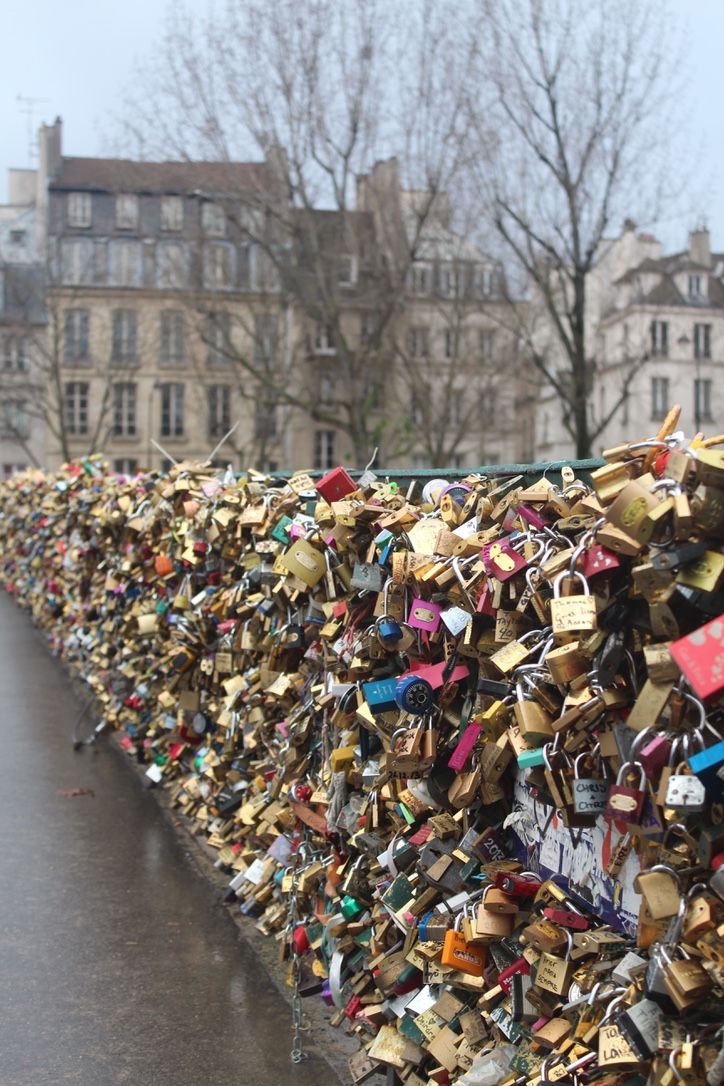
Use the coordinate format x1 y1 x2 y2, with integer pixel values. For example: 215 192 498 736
287 856 311 1064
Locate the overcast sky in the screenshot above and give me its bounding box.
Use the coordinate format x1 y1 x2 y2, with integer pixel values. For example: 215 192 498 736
1 0 723 251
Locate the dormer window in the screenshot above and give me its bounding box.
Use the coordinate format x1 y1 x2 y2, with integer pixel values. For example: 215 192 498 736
67 192 92 228
337 255 357 287
688 274 705 299
115 194 139 230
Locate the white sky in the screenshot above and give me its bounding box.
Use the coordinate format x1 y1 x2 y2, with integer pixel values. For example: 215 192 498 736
1 0 723 252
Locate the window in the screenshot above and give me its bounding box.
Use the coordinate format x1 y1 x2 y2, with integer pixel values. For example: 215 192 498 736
160 196 183 232
113 382 137 437
651 376 670 419
479 329 496 360
60 238 95 285
254 314 278 368
67 192 92 228
2 335 28 371
337 255 357 286
206 312 231 366
694 378 713 423
109 240 142 287
438 263 460 297
208 385 231 438
476 266 494 297
479 387 497 423
157 242 187 288
409 263 431 296
64 382 89 436
255 393 278 439
2 463 26 478
160 382 185 438
201 202 225 236
64 310 90 364
650 320 669 357
688 274 704 299
444 328 458 359
10 230 26 245
311 323 335 355
1 401 28 439
446 397 463 427
314 429 336 470
112 310 138 364
115 194 139 230
203 242 234 289
160 311 185 365
113 458 139 475
407 325 429 358
318 373 335 405
410 387 427 425
694 322 711 360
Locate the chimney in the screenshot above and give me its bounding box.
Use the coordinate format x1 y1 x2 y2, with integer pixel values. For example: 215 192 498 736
689 226 711 268
36 117 62 262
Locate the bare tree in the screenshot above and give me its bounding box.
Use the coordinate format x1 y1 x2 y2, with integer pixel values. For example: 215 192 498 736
470 0 684 458
118 0 481 467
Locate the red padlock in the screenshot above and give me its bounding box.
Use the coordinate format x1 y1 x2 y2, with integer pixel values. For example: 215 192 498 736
604 761 647 824
495 871 541 897
543 906 589 931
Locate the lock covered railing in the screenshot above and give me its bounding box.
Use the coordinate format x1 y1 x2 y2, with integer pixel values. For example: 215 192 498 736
0 411 723 1084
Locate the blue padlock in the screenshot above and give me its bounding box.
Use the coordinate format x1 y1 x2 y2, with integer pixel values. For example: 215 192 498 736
377 616 404 646
688 740 724 803
362 677 399 714
395 674 434 715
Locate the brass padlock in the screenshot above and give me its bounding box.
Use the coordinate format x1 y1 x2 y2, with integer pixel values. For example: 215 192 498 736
633 864 682 920
474 886 514 942
534 929 573 996
549 570 598 642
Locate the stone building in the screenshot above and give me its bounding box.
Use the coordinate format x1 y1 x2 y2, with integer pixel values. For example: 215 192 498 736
3 119 525 474
0 170 45 475
534 223 724 460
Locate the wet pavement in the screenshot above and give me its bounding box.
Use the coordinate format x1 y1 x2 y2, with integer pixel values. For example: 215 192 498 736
0 593 340 1086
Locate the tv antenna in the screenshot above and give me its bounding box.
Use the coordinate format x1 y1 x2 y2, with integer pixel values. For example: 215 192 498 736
16 95 49 166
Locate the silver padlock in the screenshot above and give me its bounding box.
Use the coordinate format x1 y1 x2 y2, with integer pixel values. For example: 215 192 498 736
572 747 609 817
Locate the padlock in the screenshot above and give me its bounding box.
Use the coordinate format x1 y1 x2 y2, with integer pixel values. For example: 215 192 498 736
615 996 663 1060
520 917 567 953
689 739 724 803
387 726 424 777
605 760 647 824
661 944 712 1010
681 882 716 943
597 994 640 1069
571 749 609 818
665 762 707 812
474 886 514 942
282 537 327 587
395 674 434 715
534 929 573 996
407 597 442 633
633 864 682 921
549 570 598 641
440 913 486 976
315 466 356 502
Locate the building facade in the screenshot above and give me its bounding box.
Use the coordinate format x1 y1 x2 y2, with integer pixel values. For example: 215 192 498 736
534 224 724 460
0 170 45 475
3 119 526 474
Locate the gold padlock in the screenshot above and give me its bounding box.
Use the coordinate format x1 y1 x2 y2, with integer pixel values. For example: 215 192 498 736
633 864 681 920
549 571 597 642
534 929 573 996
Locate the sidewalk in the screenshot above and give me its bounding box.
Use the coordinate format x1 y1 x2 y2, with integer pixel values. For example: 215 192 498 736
0 592 342 1086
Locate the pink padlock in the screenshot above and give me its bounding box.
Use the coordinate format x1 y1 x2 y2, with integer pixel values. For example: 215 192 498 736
448 720 482 772
408 597 442 633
